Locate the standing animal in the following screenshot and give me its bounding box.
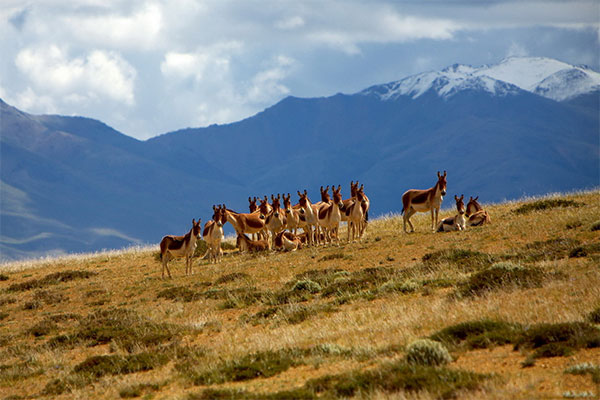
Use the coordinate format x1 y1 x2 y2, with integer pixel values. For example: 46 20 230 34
436 195 466 232
297 190 321 246
344 186 367 242
264 194 287 246
203 205 226 263
282 193 306 235
159 218 202 278
317 185 344 245
465 196 492 226
401 171 447 233
236 233 270 253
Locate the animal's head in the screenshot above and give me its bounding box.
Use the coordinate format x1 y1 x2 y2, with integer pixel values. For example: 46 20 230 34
248 196 258 213
297 190 309 208
211 205 223 227
332 185 343 208
283 193 292 214
454 195 465 215
218 205 227 226
320 186 330 203
437 171 447 196
350 181 359 197
192 218 202 238
466 196 482 216
271 194 282 218
258 197 270 219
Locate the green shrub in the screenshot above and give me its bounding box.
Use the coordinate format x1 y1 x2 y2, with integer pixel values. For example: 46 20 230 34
565 363 600 384
591 221 600 232
430 319 523 350
215 272 250 284
0 274 8 281
515 238 581 262
422 248 495 271
457 262 545 297
514 322 600 358
379 279 421 294
0 361 44 383
119 382 161 398
405 339 452 366
586 306 600 324
7 270 97 292
290 279 322 294
513 198 582 214
73 352 169 378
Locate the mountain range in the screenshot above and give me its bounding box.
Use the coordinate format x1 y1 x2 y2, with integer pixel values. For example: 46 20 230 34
1 56 598 261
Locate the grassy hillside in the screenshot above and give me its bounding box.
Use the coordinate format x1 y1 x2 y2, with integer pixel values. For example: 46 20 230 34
1 191 599 399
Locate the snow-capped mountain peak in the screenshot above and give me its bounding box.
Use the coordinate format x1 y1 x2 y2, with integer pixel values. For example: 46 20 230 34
361 56 600 102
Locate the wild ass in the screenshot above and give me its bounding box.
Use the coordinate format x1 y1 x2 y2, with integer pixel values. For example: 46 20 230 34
224 205 267 241
159 218 202 278
202 205 226 263
297 190 321 246
401 171 447 233
317 185 344 245
236 233 270 253
274 231 303 252
344 185 367 242
264 194 287 246
436 195 466 232
466 196 491 226
282 193 306 235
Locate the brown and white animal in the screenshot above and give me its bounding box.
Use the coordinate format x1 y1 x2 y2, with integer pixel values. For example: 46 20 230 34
202 205 226 263
274 231 302 252
465 196 492 226
224 205 267 241
159 218 202 278
282 193 307 235
264 194 287 246
436 195 466 232
248 196 259 213
357 183 370 238
401 171 447 233
297 190 321 246
236 233 270 253
344 185 367 242
317 185 344 245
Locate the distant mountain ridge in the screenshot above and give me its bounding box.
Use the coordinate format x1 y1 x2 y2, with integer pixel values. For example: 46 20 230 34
1 57 598 261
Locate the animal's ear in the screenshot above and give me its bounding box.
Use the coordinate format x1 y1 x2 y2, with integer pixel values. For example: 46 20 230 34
460 194 464 200
338 185 341 191
304 189 307 195
475 196 479 201
248 197 251 202
443 170 447 177
469 196 473 201
297 190 302 197
437 171 441 178
277 193 281 199
271 194 275 202
454 195 458 201
320 186 324 193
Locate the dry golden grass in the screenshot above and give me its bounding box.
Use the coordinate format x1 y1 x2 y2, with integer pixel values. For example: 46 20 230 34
0 191 599 399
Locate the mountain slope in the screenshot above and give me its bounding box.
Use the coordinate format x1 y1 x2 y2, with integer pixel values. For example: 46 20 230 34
1 57 599 261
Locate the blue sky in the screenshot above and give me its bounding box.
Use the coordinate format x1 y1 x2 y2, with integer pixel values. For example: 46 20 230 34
1 0 598 140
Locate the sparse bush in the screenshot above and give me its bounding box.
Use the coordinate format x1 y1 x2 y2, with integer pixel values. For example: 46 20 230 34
514 322 600 359
0 274 8 281
318 252 346 262
513 198 582 214
379 279 421 294
586 306 600 324
290 279 322 294
0 361 44 383
0 312 8 321
565 363 600 384
248 304 337 326
569 247 588 258
181 350 300 385
431 319 523 350
119 382 162 398
591 221 600 231
7 270 97 292
457 262 545 297
405 339 452 366
73 352 169 378
157 286 201 302
215 272 250 284
422 248 495 271
514 238 581 262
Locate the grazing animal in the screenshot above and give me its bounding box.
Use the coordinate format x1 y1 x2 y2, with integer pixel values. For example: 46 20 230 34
159 218 202 278
203 205 226 263
317 185 344 245
297 190 321 246
224 205 267 240
436 195 466 232
264 194 287 246
236 233 270 253
401 171 447 233
466 196 491 226
274 231 302 252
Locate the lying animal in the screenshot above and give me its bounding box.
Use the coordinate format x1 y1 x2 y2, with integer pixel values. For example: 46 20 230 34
236 233 270 253
436 195 466 232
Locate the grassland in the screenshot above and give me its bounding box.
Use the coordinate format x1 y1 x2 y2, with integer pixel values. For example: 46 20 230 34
0 191 599 399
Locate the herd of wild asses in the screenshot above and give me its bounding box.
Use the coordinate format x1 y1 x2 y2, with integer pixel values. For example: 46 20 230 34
159 172 491 278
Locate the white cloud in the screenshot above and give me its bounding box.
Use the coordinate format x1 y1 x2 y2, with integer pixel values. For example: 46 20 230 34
276 16 305 30
15 45 136 105
506 42 529 58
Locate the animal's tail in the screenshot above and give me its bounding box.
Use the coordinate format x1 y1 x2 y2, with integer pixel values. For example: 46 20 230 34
400 207 404 216
365 210 369 222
